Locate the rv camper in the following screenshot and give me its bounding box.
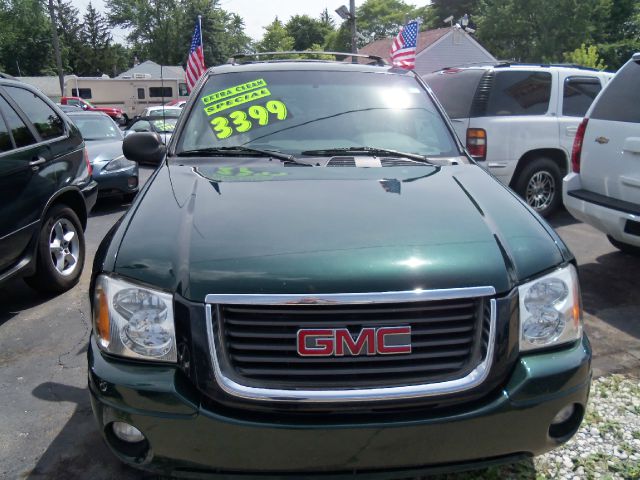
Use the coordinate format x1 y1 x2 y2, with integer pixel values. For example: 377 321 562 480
64 74 189 119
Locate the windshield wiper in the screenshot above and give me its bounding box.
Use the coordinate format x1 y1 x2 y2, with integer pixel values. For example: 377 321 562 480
177 146 311 166
301 147 433 164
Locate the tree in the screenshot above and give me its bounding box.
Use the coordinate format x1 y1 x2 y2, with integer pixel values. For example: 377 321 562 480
0 0 55 75
77 2 113 76
55 0 83 74
324 22 351 52
256 17 294 52
476 0 600 63
285 15 331 51
356 0 417 41
319 8 335 29
107 0 250 67
429 0 480 24
564 44 607 70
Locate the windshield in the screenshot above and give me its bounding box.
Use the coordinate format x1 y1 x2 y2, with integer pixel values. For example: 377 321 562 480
72 116 122 141
151 118 178 133
177 70 459 158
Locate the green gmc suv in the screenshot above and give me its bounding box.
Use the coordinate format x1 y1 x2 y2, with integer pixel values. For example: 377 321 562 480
89 56 591 478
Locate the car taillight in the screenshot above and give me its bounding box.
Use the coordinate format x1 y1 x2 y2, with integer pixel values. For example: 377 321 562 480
466 128 486 160
571 118 588 173
84 148 92 176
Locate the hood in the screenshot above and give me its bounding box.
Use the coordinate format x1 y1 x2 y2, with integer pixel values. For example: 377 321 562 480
85 139 124 164
113 161 567 302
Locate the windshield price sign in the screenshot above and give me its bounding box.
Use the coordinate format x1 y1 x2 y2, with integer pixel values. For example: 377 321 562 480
209 100 288 140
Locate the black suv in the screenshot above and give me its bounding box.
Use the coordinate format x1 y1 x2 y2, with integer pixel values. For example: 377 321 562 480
0 78 97 293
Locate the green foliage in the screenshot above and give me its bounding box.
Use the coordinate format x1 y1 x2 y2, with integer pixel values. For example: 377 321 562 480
107 0 250 66
0 0 55 75
256 17 294 53
429 0 480 24
564 44 607 70
319 8 335 29
476 0 600 63
285 15 331 51
323 22 351 53
356 0 419 41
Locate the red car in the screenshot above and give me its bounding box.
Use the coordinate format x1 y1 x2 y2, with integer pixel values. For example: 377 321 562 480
60 96 127 125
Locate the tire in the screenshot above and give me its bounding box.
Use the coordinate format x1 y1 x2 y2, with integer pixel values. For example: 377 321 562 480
25 205 85 294
514 158 562 218
607 235 640 255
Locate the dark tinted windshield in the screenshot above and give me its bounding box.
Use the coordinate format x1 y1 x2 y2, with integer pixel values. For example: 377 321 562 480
71 115 122 141
178 70 458 157
424 69 485 119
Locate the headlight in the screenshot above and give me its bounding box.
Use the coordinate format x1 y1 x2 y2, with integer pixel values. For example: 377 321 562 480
103 155 136 173
518 264 582 352
92 275 176 362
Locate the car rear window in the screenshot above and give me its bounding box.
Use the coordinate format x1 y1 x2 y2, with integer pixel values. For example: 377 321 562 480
591 59 640 123
563 77 602 117
5 86 65 140
423 69 486 119
0 95 36 149
178 70 459 158
485 71 552 116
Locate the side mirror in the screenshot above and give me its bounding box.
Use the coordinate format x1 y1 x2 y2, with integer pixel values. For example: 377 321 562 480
82 104 88 110
123 132 166 165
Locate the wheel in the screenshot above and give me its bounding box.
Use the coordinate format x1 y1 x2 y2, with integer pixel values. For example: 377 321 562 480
514 158 562 218
24 205 85 293
607 235 640 255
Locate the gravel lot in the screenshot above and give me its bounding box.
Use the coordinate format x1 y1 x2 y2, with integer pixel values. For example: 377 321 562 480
429 375 640 480
1 166 639 479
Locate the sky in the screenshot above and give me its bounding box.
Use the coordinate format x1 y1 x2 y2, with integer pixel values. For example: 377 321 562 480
70 0 421 43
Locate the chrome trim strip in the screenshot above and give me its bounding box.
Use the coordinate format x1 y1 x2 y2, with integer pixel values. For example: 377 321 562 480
205 286 496 305
205 293 497 403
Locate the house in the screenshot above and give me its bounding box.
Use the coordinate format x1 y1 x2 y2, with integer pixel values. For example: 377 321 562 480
358 27 497 76
117 60 186 81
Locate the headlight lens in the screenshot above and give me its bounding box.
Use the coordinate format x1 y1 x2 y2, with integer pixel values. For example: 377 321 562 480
518 264 582 352
103 155 136 173
93 275 176 362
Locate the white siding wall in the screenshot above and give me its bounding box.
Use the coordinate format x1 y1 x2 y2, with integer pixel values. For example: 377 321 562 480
414 31 496 77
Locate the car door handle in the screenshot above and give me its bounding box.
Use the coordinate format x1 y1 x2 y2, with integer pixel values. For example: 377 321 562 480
29 157 47 170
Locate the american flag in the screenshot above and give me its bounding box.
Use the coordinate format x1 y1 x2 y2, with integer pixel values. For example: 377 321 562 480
390 20 419 70
186 17 206 92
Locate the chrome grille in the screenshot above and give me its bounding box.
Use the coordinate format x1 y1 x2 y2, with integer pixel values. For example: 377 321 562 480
213 296 491 390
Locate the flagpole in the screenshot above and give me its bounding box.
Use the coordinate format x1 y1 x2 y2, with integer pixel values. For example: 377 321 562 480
198 15 204 62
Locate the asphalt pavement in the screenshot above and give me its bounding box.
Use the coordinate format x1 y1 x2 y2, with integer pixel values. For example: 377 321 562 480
1 166 639 479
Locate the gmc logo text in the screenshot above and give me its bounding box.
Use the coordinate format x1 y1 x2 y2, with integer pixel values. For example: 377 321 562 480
296 327 412 356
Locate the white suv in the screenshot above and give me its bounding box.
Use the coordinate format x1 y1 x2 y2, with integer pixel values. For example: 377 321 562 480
425 64 613 216
563 54 640 254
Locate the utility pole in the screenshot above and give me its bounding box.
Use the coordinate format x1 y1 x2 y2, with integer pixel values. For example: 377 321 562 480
349 0 357 56
46 0 65 96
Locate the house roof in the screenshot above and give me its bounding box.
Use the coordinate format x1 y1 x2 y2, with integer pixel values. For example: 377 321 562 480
359 27 452 63
117 60 185 80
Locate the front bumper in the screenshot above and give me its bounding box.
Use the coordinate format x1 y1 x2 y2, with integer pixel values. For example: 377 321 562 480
88 336 591 478
563 173 640 247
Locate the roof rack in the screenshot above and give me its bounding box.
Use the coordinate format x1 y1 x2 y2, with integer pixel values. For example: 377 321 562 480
228 51 387 66
441 61 602 72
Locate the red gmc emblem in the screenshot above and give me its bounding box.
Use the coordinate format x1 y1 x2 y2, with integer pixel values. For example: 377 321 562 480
296 327 412 356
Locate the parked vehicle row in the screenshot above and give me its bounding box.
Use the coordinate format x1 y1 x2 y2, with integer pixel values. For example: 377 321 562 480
424 64 613 217
67 111 139 202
